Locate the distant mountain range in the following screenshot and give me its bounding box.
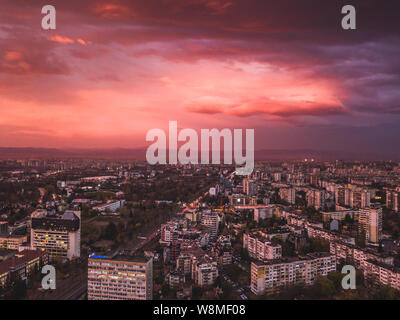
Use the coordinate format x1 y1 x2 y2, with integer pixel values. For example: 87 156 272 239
0 147 398 161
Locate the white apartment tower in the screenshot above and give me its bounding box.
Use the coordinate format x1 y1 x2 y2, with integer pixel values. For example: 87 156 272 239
30 209 81 261
358 207 383 244
88 255 153 300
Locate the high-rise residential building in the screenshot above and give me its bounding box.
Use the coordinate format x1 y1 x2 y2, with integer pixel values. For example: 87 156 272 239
306 189 325 210
386 189 400 212
251 253 336 295
88 255 153 300
30 209 81 261
243 177 257 196
358 206 383 244
243 232 282 261
279 187 296 204
336 186 351 207
310 174 319 187
336 185 370 209
350 188 370 209
273 172 282 182
201 212 219 240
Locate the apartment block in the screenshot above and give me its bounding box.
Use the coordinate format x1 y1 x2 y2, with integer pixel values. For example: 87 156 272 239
336 185 371 209
335 187 351 207
201 212 219 240
191 256 218 287
243 232 282 261
306 224 355 245
88 255 153 300
176 243 205 275
363 260 400 291
306 189 325 210
92 200 126 212
330 240 393 269
0 250 49 288
0 234 28 250
251 253 336 295
30 209 81 261
386 189 400 212
279 187 296 205
350 188 370 209
321 209 358 223
358 207 382 244
160 221 179 245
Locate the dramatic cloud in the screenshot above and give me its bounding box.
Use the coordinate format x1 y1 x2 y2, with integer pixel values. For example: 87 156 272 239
0 0 399 152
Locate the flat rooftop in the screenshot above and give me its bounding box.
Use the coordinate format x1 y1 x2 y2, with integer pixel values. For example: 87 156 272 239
89 253 150 264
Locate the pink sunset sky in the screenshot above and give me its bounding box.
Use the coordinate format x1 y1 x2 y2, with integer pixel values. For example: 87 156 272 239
0 0 399 153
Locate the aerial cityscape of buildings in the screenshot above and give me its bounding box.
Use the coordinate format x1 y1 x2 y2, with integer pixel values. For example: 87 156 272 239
0 159 400 300
0 0 399 308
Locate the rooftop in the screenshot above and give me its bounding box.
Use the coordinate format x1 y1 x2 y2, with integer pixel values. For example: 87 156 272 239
89 253 151 264
0 250 47 275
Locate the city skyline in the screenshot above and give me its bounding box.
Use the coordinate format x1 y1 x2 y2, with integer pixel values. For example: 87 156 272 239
2 158 400 301
0 0 399 153
2 0 400 305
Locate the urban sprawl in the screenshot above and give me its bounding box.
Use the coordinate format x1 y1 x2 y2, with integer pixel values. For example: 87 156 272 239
0 159 400 300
